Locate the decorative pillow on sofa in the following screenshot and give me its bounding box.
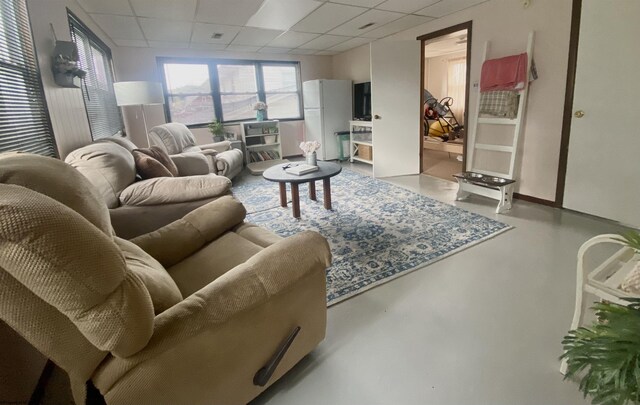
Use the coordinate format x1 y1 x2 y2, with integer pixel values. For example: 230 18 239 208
132 147 178 180
136 146 179 176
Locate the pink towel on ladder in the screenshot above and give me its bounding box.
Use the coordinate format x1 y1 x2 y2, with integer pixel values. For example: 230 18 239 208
480 53 528 92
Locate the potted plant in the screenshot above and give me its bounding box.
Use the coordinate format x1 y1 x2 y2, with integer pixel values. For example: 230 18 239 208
208 119 225 142
561 231 640 405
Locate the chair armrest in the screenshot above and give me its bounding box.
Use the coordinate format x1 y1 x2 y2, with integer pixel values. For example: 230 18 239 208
92 231 331 401
130 196 246 267
199 141 231 153
169 152 209 176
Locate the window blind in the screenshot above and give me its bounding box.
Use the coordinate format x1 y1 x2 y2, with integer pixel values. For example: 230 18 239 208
68 12 123 140
0 0 56 156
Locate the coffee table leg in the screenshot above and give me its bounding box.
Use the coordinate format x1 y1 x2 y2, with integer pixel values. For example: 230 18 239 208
309 181 316 201
323 178 332 210
279 183 287 207
291 183 301 218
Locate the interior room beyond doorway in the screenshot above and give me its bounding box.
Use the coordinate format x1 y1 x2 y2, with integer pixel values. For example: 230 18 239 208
422 27 469 182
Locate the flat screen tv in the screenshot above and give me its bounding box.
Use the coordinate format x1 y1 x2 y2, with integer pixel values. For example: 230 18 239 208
353 82 371 121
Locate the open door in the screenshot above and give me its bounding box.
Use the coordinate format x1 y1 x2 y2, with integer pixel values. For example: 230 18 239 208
563 0 640 227
371 40 421 178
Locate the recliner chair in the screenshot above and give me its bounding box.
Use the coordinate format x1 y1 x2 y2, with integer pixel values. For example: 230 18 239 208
148 123 244 179
0 153 330 405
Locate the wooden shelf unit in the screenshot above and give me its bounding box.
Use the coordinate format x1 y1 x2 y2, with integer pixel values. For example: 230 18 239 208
240 120 287 174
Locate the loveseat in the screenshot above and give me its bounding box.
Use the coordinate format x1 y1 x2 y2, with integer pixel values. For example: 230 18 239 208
65 140 231 239
0 152 330 405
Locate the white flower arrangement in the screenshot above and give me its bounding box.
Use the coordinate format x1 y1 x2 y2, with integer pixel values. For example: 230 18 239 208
299 141 321 156
253 101 268 111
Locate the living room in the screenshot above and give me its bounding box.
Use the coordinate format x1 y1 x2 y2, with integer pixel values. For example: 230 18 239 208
1 0 639 404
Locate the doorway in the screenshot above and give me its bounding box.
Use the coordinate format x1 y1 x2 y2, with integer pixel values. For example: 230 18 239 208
418 22 472 182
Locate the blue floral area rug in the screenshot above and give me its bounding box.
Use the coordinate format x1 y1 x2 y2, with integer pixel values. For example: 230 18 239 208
233 169 512 306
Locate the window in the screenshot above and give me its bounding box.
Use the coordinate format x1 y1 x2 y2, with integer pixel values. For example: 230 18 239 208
262 64 301 119
68 11 123 140
164 63 215 125
159 59 303 125
0 0 56 156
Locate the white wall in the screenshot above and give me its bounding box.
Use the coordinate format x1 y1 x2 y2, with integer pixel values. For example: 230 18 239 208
332 43 371 84
331 0 572 201
113 46 333 151
27 0 116 158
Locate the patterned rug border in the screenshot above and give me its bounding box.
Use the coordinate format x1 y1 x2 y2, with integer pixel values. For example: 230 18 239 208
327 224 512 306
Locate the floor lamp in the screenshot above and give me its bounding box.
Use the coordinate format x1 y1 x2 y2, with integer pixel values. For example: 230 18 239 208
114 81 165 147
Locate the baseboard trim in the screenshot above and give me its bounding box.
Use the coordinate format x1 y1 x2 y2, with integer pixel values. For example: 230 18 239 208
514 192 557 207
28 360 54 405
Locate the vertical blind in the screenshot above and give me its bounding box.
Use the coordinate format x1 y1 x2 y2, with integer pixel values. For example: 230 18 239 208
0 0 56 156
68 12 122 140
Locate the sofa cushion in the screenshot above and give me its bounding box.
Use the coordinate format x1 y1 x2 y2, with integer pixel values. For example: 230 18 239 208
65 142 137 209
96 135 137 152
119 174 231 206
0 184 154 357
132 150 174 180
0 153 113 235
168 232 263 297
134 147 179 177
115 238 182 314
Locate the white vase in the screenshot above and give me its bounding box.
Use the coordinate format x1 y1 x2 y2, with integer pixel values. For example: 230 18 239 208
306 152 317 166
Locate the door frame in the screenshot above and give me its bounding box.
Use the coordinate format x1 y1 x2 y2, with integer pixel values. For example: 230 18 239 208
417 20 473 174
554 0 582 206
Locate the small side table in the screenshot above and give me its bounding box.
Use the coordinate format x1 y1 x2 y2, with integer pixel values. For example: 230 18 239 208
262 162 342 219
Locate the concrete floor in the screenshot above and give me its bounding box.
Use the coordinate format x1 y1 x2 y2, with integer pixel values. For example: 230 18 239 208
38 161 628 405
250 161 629 405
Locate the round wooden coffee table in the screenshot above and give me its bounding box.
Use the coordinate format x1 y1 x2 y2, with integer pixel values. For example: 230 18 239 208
263 162 342 218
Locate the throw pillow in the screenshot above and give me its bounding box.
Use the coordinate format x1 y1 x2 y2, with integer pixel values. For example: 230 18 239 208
134 146 179 176
132 150 174 180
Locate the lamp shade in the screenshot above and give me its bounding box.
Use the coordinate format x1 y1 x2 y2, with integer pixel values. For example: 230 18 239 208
114 81 164 106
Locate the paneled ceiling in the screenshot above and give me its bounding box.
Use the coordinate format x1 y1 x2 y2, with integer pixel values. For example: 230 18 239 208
76 0 488 55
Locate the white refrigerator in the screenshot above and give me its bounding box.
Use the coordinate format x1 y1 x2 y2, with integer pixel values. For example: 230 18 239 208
303 80 352 161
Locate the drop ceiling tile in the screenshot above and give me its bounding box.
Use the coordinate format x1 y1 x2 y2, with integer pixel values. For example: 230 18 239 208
139 18 193 41
301 34 351 50
231 27 285 46
113 39 148 47
328 9 404 36
196 0 264 26
130 0 197 21
288 48 318 55
327 0 385 7
361 14 432 38
291 3 367 34
147 41 190 49
90 14 145 40
315 50 339 56
225 45 262 52
327 37 372 52
415 0 487 17
269 31 320 48
190 43 228 50
375 0 440 13
247 0 323 31
259 47 293 54
191 23 241 44
76 0 134 15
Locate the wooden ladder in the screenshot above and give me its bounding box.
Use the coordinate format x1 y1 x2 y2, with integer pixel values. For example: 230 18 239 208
455 31 535 214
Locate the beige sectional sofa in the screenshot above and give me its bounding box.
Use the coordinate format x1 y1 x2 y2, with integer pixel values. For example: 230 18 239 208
0 152 330 405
